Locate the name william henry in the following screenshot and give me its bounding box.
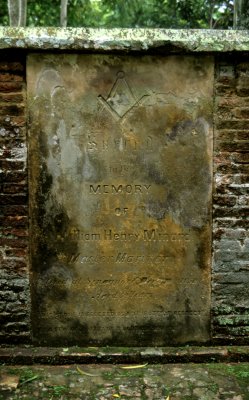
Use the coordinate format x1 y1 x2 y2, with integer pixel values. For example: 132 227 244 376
69 229 190 242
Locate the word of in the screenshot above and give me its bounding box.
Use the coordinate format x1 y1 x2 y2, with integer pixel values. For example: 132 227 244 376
115 207 128 216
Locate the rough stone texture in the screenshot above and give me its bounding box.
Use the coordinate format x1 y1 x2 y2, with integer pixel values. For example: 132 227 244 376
0 52 30 344
28 54 213 346
0 363 249 399
0 28 249 52
212 56 249 344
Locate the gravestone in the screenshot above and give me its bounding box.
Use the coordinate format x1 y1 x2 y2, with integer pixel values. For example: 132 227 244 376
28 54 213 345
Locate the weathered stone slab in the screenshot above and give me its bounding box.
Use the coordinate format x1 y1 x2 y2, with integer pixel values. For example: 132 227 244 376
2 28 249 52
28 54 213 345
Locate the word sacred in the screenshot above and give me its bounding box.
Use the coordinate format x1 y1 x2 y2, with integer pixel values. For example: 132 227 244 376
86 137 154 152
89 184 151 194
69 228 190 242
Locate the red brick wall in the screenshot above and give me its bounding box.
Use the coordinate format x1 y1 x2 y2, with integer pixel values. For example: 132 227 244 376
0 53 30 343
212 57 249 343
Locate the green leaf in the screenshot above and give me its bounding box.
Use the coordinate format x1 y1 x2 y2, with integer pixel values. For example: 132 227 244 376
121 363 148 369
19 375 39 386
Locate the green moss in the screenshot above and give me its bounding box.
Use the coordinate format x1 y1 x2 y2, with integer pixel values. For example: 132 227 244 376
64 369 77 376
229 346 249 354
51 385 68 397
208 382 219 393
214 304 233 314
102 370 116 379
208 363 249 387
5 367 19 375
216 317 234 325
226 364 249 379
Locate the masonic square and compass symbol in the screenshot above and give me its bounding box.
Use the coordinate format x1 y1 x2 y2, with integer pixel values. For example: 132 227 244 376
98 71 144 122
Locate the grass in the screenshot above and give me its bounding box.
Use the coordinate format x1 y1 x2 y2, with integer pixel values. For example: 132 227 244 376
51 384 68 397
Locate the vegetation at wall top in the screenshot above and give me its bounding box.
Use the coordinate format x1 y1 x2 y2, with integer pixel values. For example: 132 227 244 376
2 0 249 29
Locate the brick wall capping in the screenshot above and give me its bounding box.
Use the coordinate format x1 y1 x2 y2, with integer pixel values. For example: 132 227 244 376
0 27 249 52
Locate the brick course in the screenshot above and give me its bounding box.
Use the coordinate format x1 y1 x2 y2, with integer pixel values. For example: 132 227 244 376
0 53 30 344
212 57 249 344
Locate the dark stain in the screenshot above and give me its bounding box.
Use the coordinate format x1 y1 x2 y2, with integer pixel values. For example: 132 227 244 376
194 59 209 80
32 160 78 273
31 159 79 342
166 119 193 142
105 316 195 346
147 163 168 185
33 320 89 346
33 311 209 346
185 298 191 328
49 313 208 346
68 320 89 344
194 225 211 270
135 153 168 185
146 200 168 220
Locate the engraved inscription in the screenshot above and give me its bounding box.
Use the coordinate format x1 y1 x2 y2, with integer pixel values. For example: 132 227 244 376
109 163 131 176
89 184 151 194
69 252 171 265
98 71 141 121
29 54 213 346
85 137 140 152
67 228 191 242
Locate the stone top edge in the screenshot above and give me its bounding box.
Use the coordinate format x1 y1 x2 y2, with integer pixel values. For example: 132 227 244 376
0 27 249 52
